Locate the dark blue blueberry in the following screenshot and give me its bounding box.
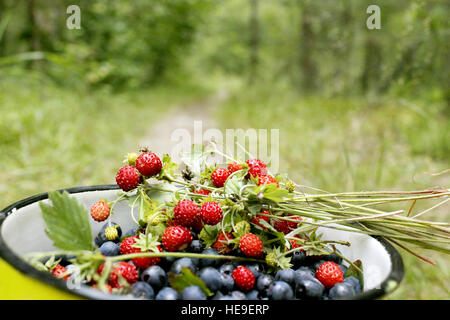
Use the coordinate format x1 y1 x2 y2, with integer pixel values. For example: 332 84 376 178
295 277 324 300
256 274 274 297
339 264 348 275
141 265 167 290
344 276 361 293
99 241 120 256
199 248 220 268
212 291 224 300
160 255 177 271
219 263 235 275
198 267 223 292
219 295 236 300
122 226 138 238
170 258 198 275
295 266 315 281
95 222 122 247
130 282 154 299
230 291 247 300
245 263 265 278
188 240 204 253
181 286 207 300
220 273 235 293
155 287 179 300
291 250 306 268
246 290 262 300
329 282 356 299
275 268 296 287
269 281 294 300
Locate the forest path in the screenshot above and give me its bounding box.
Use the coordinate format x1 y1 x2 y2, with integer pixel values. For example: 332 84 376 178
138 89 229 161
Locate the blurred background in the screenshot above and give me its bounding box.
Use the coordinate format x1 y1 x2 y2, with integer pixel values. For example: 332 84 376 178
0 0 448 299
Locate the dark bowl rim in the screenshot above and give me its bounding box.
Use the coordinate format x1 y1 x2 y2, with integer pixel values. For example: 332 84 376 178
0 185 404 300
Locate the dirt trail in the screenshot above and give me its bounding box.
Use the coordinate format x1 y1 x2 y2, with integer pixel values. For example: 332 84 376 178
138 89 228 159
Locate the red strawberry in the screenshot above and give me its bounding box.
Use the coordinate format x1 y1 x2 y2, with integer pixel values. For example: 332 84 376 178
173 199 199 227
272 216 302 234
211 168 231 188
135 152 162 177
227 162 243 173
246 159 267 178
258 175 279 188
90 201 110 222
212 232 234 254
232 266 255 291
315 261 344 289
191 207 204 232
119 236 161 269
98 261 138 288
116 165 140 191
52 264 69 280
250 210 270 230
288 238 305 254
162 225 193 252
200 202 223 225
239 233 263 258
194 188 211 196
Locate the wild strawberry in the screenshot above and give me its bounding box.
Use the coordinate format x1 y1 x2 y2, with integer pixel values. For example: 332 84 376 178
135 152 162 177
250 210 270 230
232 266 255 291
191 207 204 232
98 261 138 288
211 168 231 188
239 233 263 258
90 201 110 222
315 261 344 289
173 199 199 227
288 238 305 254
272 216 302 234
212 232 234 254
258 175 279 187
227 162 243 173
52 265 69 280
115 165 140 191
194 188 211 196
162 225 193 252
119 236 161 269
201 202 223 225
246 159 267 178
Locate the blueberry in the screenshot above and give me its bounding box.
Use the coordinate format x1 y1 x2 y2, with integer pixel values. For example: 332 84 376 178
295 277 324 300
95 222 122 247
199 248 220 268
122 226 138 238
291 250 306 268
312 260 327 272
256 274 274 297
344 276 361 293
181 285 207 300
219 295 236 300
141 265 167 290
220 273 235 293
245 263 265 278
160 255 177 271
339 264 348 275
188 240 204 253
99 241 120 256
219 263 235 275
170 258 198 275
269 281 294 300
212 291 224 300
155 287 179 300
246 290 262 300
230 291 247 300
198 267 223 292
329 282 356 299
321 248 343 264
130 282 155 299
295 267 315 281
275 268 296 287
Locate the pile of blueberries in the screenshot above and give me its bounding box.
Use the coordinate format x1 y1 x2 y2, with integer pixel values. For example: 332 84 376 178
89 223 362 300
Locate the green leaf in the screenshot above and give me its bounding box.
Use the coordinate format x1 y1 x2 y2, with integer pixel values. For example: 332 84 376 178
198 224 219 248
224 170 246 196
345 259 364 290
157 154 178 179
133 232 161 252
39 191 93 251
169 267 212 296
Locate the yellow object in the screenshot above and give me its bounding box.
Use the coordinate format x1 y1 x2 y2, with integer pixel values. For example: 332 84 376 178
0 258 81 300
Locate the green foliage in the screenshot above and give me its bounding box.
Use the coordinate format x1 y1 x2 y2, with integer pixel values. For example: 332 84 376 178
169 266 212 296
39 191 93 251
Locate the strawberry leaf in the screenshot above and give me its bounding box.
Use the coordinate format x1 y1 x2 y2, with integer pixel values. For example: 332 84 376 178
39 191 93 251
169 267 212 296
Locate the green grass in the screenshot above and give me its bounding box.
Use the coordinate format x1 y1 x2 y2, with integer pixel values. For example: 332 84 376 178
0 74 208 210
215 84 449 299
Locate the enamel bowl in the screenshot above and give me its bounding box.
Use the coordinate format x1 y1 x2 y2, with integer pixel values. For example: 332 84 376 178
0 185 404 300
